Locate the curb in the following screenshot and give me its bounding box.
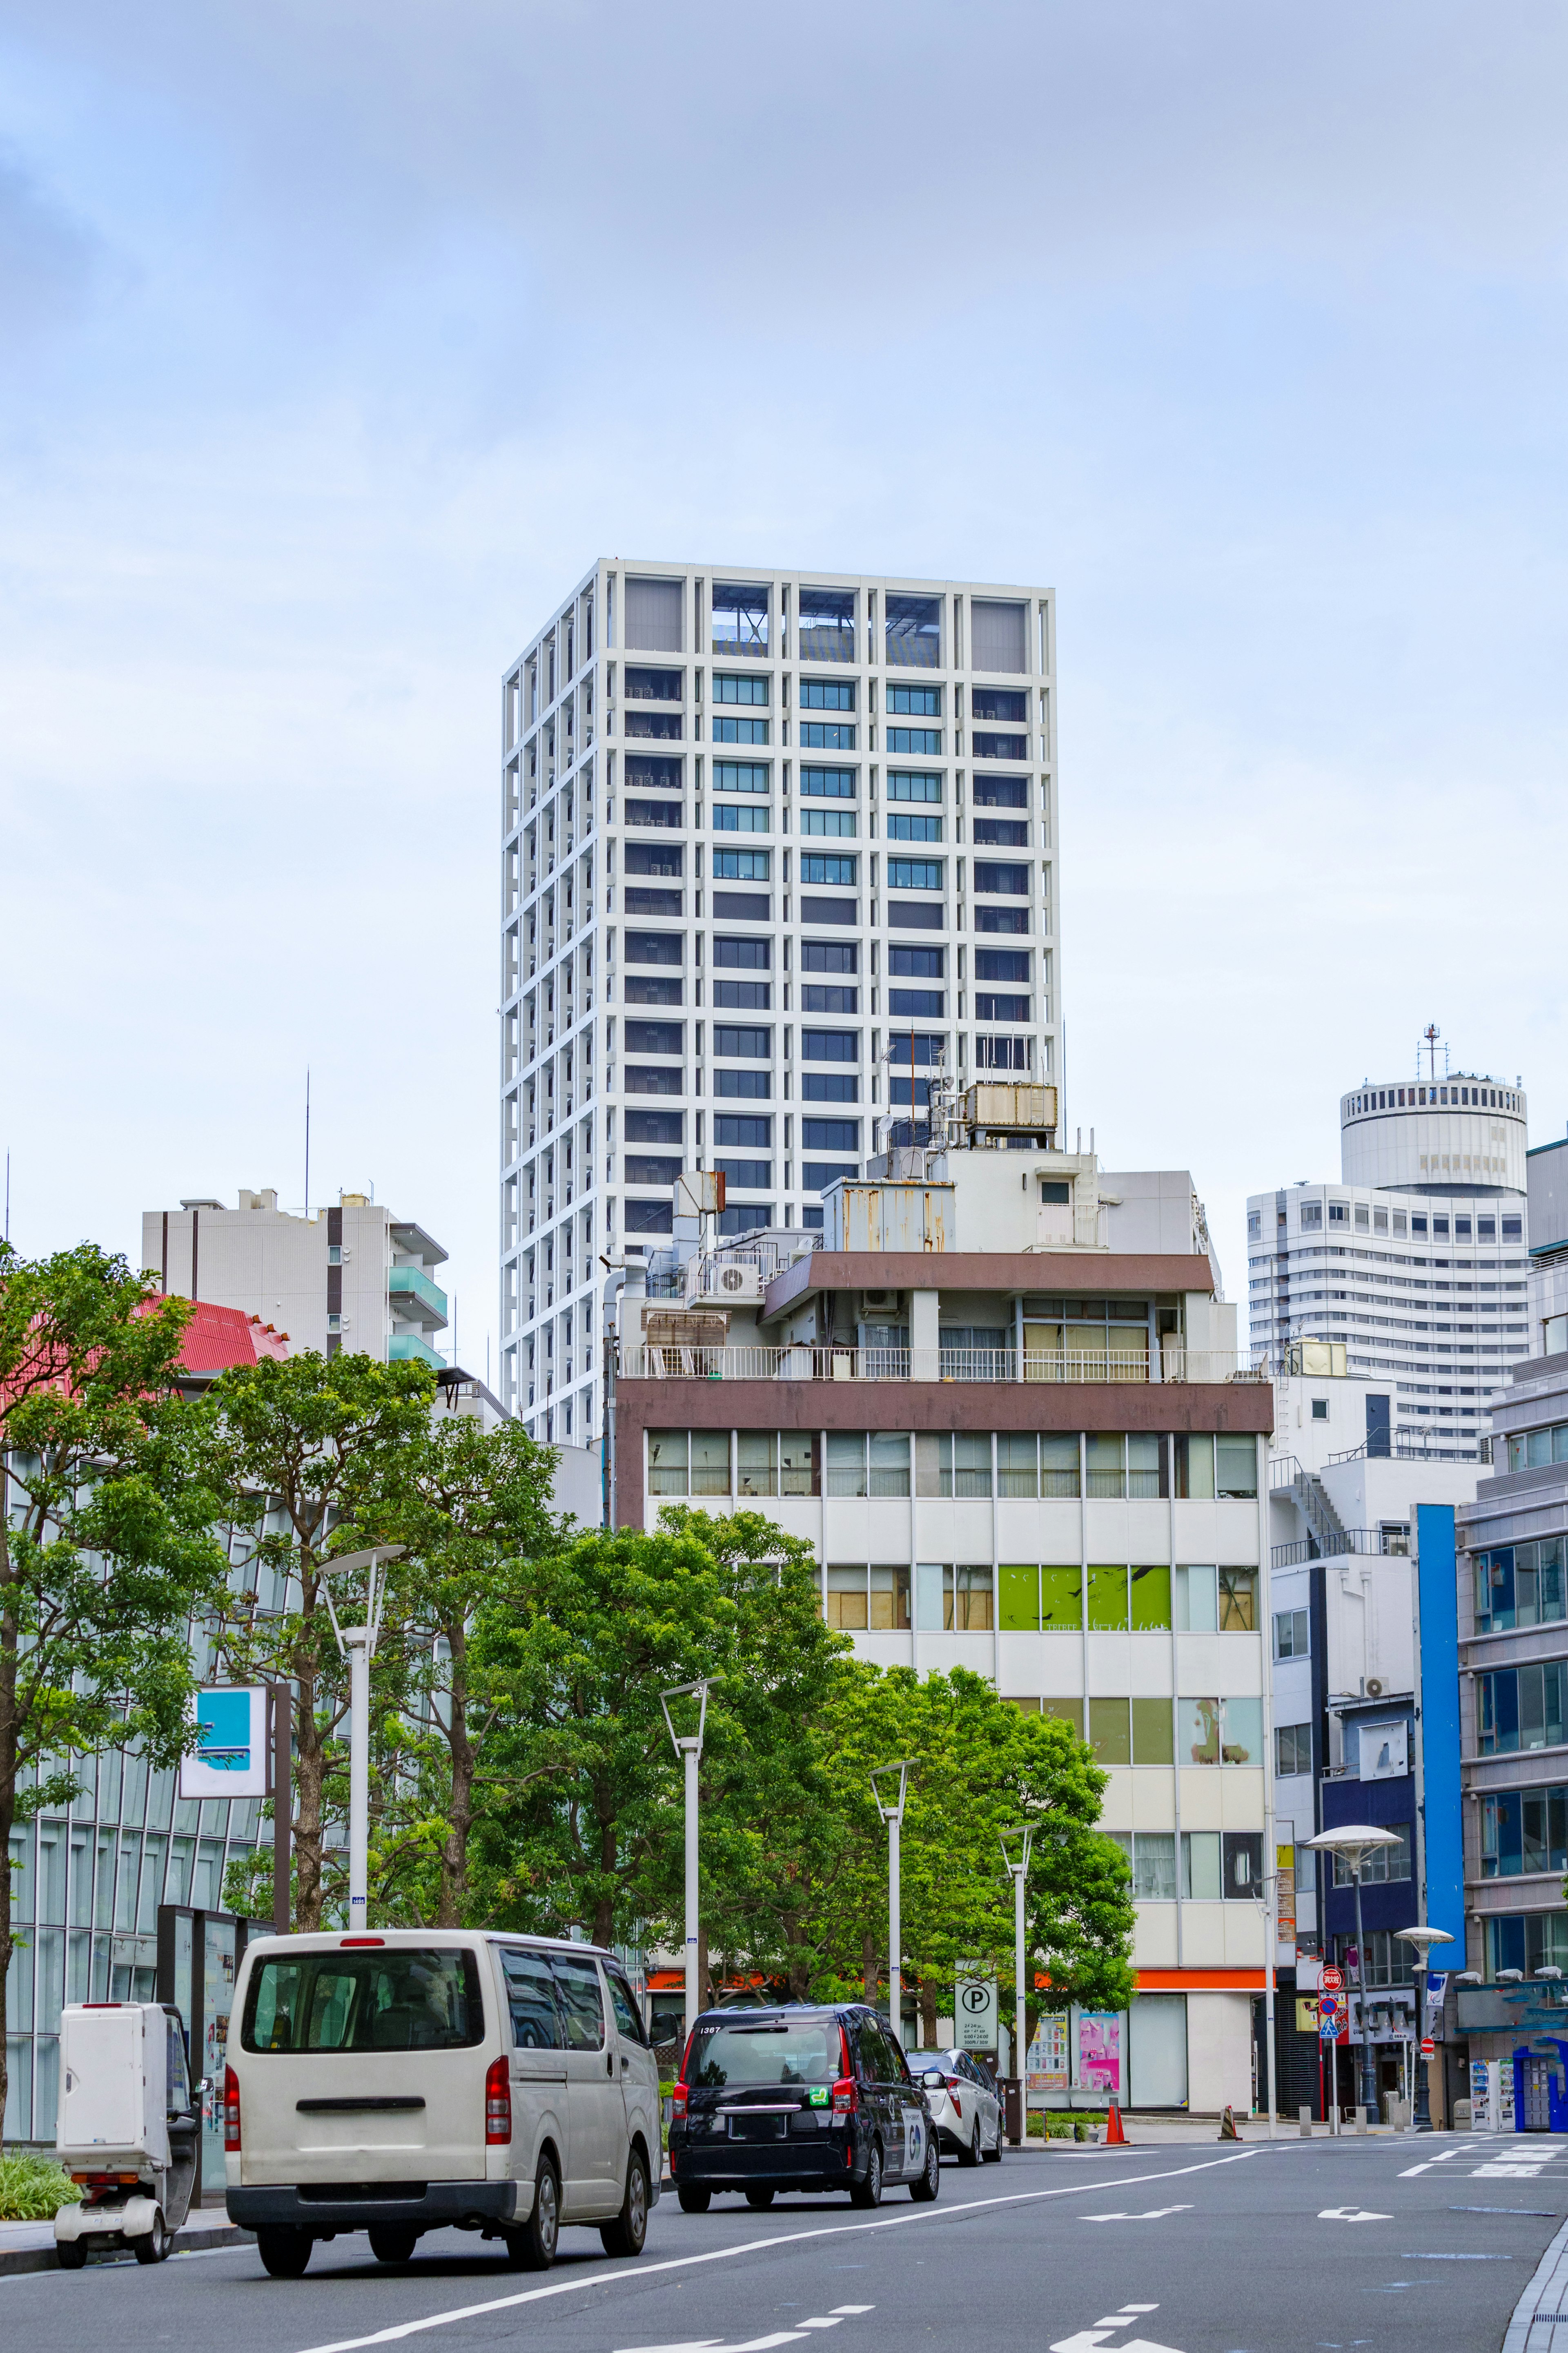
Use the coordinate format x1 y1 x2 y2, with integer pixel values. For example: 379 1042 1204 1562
0 2222 255 2279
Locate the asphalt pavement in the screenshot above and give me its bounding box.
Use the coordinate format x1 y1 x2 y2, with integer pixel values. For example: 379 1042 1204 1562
7 2134 1568 2353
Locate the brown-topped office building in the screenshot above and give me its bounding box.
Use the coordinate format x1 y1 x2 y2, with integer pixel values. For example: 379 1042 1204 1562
610 1098 1275 2120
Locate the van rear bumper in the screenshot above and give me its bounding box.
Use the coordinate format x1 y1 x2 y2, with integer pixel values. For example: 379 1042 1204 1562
227 2180 519 2236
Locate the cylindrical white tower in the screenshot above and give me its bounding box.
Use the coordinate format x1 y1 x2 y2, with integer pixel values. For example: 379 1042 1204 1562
1340 1071 1527 1195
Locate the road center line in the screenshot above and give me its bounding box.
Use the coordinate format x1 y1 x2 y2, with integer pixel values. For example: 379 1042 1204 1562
289 2153 1261 2353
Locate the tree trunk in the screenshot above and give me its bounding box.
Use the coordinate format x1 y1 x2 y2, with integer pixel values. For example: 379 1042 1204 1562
919 1976 938 2048
291 1656 327 1931
437 1621 473 1928
785 1916 811 2003
861 1929 878 2007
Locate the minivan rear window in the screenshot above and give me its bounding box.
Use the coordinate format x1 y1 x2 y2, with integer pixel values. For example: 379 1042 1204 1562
688 2017 842 2088
242 1947 484 2054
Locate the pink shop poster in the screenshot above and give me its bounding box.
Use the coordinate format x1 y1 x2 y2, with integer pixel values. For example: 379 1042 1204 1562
1078 2012 1122 2095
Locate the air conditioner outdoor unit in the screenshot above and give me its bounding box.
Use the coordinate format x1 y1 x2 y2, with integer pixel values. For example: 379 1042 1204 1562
860 1289 900 1317
687 1257 763 1305
1365 1677 1384 1697
717 1263 761 1300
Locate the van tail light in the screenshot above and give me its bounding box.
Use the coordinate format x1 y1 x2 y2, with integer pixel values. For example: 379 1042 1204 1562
671 2081 688 2121
223 2065 241 2152
485 2056 512 2146
831 2076 858 2117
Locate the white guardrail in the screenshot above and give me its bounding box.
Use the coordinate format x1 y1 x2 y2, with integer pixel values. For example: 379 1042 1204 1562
617 1346 1265 1384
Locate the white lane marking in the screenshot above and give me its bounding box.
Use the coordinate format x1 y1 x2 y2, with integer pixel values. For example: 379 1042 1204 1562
289 2153 1260 2353
1082 2206 1193 2223
1473 2164 1551 2178
1050 2335 1183 2353
1319 2206 1392 2222
617 2317 876 2353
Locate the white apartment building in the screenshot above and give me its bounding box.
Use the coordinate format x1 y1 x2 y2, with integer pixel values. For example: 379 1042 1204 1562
144 1189 450 1367
498 564 1058 1441
1247 1066 1531 1455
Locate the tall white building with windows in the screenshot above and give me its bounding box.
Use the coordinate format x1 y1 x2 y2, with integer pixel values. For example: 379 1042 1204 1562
499 564 1058 1441
1247 1065 1532 1456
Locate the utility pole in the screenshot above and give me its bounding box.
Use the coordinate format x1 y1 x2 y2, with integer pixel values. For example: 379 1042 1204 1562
871 1763 915 2030
1000 1824 1036 2142
321 1545 405 1930
661 1681 712 2044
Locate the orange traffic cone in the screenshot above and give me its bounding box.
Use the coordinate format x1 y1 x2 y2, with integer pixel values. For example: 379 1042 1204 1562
1105 2099 1127 2145
1218 2103 1240 2141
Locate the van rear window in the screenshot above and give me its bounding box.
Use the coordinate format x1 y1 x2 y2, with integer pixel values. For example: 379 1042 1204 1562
242 1948 484 2054
688 2018 842 2088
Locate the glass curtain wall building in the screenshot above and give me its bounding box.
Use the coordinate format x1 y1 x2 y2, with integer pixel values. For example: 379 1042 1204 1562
499 565 1058 1441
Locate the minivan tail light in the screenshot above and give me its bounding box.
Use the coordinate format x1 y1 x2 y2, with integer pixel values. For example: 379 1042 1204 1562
831 2076 857 2116
671 2081 688 2121
341 1937 385 1947
223 2065 241 2152
485 2055 512 2145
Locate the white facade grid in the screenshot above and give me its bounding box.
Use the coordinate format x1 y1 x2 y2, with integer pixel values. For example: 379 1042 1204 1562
498 562 1058 1441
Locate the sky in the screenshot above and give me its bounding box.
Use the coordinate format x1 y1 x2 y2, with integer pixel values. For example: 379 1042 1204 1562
3 1 1566 1363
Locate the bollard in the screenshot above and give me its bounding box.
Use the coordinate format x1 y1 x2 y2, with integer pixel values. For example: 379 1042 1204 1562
1354 2105 1367 2135
1299 2105 1312 2137
1218 2104 1241 2141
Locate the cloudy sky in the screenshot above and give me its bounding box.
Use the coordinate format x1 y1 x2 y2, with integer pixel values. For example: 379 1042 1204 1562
4 2 1565 1362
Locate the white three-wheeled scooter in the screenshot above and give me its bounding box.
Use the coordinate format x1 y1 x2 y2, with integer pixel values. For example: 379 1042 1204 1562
54 2002 201 2267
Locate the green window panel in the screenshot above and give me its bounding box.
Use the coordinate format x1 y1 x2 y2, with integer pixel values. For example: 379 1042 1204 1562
1132 1697 1174 1764
1087 1564 1129 1631
1130 1564 1172 1630
999 1563 1040 1632
1089 1696 1131 1764
1042 1697 1083 1735
1041 1566 1083 1629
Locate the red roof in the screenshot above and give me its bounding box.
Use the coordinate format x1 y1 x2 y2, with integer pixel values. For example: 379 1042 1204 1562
171 1298 292 1373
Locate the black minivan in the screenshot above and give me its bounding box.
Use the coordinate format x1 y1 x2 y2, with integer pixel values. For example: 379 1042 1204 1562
668 2003 939 2210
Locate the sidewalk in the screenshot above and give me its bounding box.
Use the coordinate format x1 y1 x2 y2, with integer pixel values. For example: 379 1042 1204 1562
0 2211 253 2278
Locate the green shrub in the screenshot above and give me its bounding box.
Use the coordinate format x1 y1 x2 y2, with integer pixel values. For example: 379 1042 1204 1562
0 2155 80 2221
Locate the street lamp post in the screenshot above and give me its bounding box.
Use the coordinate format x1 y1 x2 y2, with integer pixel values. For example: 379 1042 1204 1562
319 1543 405 1932
1306 1825 1402 2117
660 1680 711 2046
1394 1924 1457 2131
871 1763 915 2033
1000 1825 1036 2142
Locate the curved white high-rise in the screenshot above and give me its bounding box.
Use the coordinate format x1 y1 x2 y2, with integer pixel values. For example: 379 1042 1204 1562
1247 1063 1531 1455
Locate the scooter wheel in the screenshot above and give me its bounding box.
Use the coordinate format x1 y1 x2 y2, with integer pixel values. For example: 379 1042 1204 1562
134 2211 172 2264
56 2243 88 2271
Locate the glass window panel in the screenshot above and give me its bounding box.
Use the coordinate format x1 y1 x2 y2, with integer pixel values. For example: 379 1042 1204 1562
1175 1434 1215 1499
997 1433 1038 1497
1175 1564 1218 1633
1131 1697 1174 1764
915 1562 945 1631
1085 1435 1123 1498
1126 1432 1161 1498
1089 1696 1131 1764
1042 1697 1083 1735
826 1565 869 1630
1132 1831 1176 1900
1087 1565 1129 1630
915 1432 947 1498
690 1430 731 1497
1218 1568 1257 1632
1181 1829 1222 1900
1180 1697 1221 1765
780 1432 820 1497
1040 1433 1080 1498
870 1564 910 1630
735 1431 778 1498
1215 1436 1258 1498
647 1430 689 1496
1544 1539 1567 1625
869 1432 911 1497
949 1565 993 1630
1041 1566 1083 1629
999 1564 1040 1631
1220 1696 1263 1765
953 1432 993 1497
1130 1565 1172 1630
551 1954 606 2052
826 1432 867 1497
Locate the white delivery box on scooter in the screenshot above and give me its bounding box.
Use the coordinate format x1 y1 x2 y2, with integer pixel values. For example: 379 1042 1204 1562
55 2003 198 2267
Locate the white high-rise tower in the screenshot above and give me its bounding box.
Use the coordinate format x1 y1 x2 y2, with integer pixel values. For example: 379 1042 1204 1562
498 564 1058 1440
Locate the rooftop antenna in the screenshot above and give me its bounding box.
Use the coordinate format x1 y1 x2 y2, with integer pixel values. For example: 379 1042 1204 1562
4 1150 9 1244
1422 1024 1440 1081
304 1068 311 1219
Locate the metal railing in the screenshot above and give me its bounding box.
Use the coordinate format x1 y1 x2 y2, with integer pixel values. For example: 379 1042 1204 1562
618 1344 1266 1384
1270 1528 1414 1569
1327 1438 1491 1466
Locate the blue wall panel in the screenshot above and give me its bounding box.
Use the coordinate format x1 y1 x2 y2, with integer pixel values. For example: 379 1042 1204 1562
1417 1503 1465 1946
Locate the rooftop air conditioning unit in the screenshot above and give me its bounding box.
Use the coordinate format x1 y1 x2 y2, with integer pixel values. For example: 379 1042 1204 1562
860 1289 900 1317
716 1262 762 1301
1365 1677 1384 1697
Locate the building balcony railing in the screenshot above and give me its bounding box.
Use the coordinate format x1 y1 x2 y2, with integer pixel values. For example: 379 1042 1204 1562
1270 1528 1413 1570
617 1344 1265 1385
388 1264 450 1327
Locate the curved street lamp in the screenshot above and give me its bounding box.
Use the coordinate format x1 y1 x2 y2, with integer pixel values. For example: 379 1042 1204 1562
1305 1824 1402 2114
1393 1923 1456 2132
871 1763 916 2034
660 1680 711 2046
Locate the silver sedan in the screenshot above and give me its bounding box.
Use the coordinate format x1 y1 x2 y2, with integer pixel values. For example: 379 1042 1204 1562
904 2048 1004 2166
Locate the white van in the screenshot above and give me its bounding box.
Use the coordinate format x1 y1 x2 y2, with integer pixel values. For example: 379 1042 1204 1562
224 1929 660 2277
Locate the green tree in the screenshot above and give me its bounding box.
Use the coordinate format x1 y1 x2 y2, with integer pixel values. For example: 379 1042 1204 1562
0 1244 227 2140
203 1351 435 1931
